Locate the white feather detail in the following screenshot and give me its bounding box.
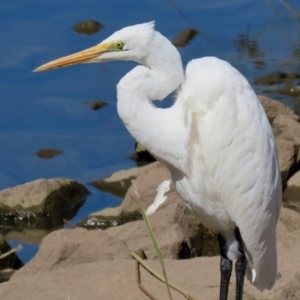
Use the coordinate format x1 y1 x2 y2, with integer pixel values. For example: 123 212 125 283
146 180 171 215
252 269 257 283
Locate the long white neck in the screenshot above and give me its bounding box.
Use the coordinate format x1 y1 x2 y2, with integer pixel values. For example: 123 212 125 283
116 32 186 170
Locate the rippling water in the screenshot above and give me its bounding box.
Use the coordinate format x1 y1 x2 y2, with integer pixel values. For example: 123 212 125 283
0 0 300 262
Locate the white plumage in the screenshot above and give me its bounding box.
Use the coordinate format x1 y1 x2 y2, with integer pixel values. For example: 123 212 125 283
35 21 282 299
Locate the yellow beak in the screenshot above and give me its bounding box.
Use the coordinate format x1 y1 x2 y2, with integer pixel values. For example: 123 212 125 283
34 43 111 72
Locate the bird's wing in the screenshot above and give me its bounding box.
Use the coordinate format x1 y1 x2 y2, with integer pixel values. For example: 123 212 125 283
180 57 281 290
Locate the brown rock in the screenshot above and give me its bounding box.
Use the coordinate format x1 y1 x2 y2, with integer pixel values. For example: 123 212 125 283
91 162 160 198
274 271 300 300
106 202 191 259
272 114 300 144
272 115 300 188
118 162 217 258
172 28 198 47
72 20 102 35
283 171 300 209
258 95 299 124
11 227 129 279
122 161 173 214
275 138 299 185
0 207 300 300
36 149 63 159
0 178 89 228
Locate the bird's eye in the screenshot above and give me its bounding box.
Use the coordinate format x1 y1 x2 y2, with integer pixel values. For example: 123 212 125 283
116 41 124 49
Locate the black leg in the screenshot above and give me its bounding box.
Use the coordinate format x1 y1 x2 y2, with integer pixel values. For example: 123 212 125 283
217 234 232 300
234 227 247 300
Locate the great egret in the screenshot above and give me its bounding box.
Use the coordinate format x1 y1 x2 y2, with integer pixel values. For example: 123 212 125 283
35 22 282 300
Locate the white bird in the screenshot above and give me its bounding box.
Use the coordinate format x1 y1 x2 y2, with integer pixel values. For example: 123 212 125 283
35 22 282 300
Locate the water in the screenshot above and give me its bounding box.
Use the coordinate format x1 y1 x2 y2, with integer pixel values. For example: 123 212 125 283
0 0 300 263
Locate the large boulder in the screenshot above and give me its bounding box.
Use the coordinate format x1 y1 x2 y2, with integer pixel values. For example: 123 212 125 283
0 178 89 228
11 228 129 279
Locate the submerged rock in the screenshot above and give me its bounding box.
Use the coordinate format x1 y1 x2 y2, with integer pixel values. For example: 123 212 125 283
172 28 198 47
36 149 63 159
72 20 102 35
0 179 89 228
81 100 108 111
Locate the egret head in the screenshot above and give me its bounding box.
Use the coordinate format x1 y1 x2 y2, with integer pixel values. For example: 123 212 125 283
34 22 156 72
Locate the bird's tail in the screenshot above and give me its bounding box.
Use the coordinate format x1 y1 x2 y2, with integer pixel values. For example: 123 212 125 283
244 223 277 291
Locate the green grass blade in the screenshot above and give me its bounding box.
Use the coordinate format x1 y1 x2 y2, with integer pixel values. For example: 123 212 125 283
133 181 172 300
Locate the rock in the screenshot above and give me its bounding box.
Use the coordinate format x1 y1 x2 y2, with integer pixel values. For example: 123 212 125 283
258 95 299 124
0 234 23 270
0 178 89 228
72 20 102 35
11 227 129 279
272 115 300 187
81 100 108 110
272 114 300 144
0 207 300 300
83 163 164 228
85 162 218 258
255 72 300 86
129 142 156 166
106 203 190 259
275 138 299 186
4 227 62 245
283 171 300 210
172 28 198 47
0 234 23 282
36 149 63 159
77 206 123 230
90 162 160 198
274 271 300 299
0 269 16 283
122 162 172 214
118 162 218 258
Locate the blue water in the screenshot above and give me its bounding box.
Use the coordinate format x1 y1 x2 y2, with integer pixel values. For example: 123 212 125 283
1 0 300 262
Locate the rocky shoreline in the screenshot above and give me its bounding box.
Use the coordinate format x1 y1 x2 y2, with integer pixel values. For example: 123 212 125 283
0 95 300 299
